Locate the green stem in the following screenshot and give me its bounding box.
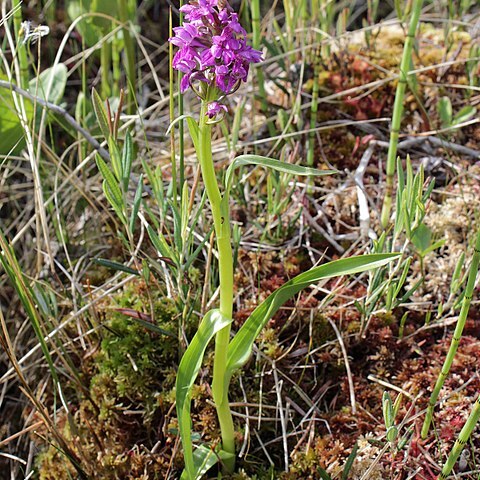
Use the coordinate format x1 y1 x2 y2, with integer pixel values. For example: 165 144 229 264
12 0 29 89
307 52 320 167
112 23 121 97
421 229 480 438
168 8 178 209
100 41 111 98
251 0 275 138
118 0 136 114
179 0 185 194
438 394 480 480
380 0 423 228
197 102 236 471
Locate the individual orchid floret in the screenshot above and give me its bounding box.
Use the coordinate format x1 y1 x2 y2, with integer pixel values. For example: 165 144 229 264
206 101 228 119
169 0 262 97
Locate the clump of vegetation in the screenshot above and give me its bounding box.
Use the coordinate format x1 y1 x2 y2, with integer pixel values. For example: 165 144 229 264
35 278 181 479
1 1 480 479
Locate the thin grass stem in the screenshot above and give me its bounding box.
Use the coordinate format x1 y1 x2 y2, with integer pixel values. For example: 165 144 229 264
118 0 136 114
438 394 480 479
421 229 480 438
380 0 423 228
12 0 29 89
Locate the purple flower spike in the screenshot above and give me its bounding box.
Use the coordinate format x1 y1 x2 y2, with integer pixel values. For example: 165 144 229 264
169 0 263 101
206 101 228 119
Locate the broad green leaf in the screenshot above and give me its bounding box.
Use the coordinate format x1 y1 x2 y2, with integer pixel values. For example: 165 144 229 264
180 446 234 480
29 64 67 105
0 75 33 155
411 223 432 254
438 96 452 128
226 254 400 379
67 0 134 46
92 88 110 139
176 309 232 478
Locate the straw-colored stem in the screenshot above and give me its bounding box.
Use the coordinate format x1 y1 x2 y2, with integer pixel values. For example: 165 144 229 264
380 0 423 228
421 229 480 438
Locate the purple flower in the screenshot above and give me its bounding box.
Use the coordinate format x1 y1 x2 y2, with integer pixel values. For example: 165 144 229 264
206 101 228 118
169 0 263 103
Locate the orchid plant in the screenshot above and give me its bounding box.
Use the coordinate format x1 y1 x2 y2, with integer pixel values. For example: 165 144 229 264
167 1 399 478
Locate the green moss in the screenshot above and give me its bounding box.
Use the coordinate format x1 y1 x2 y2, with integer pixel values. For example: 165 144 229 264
35 278 181 479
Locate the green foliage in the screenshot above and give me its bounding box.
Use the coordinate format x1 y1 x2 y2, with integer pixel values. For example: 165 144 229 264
0 75 32 155
176 309 232 479
66 0 135 46
29 64 68 105
437 95 476 130
92 281 177 418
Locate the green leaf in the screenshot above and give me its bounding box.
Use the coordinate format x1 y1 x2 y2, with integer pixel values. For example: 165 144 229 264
29 64 67 105
180 446 234 480
438 96 452 128
0 75 33 155
129 174 143 235
122 132 134 190
317 467 332 480
67 0 131 46
452 105 476 126
102 181 126 223
96 155 123 207
186 116 200 153
176 309 232 479
93 258 139 275
342 442 359 480
226 254 399 379
108 137 123 181
147 225 176 263
224 154 336 201
92 88 110 139
115 307 176 337
411 223 432 254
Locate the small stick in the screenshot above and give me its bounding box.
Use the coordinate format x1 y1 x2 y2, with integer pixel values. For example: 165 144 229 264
328 318 357 414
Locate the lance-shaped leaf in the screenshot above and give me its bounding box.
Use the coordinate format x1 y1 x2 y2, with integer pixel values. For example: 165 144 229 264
92 88 110 139
226 254 400 379
176 309 232 479
223 154 337 203
180 445 234 480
